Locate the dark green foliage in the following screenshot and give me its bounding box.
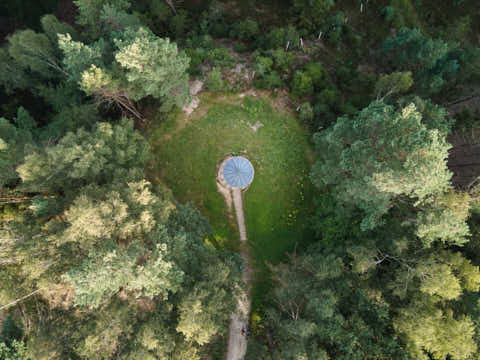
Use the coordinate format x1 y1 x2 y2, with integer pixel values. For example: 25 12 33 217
291 71 313 97
73 0 133 40
261 26 300 50
169 10 189 39
230 19 260 41
184 35 215 75
0 48 29 93
39 104 100 142
7 29 63 79
304 62 329 90
254 71 283 90
321 11 346 47
1 316 22 345
206 47 236 68
380 28 460 95
40 14 78 45
0 116 34 188
252 49 292 90
256 247 408 360
292 0 335 31
335 65 376 109
36 82 84 113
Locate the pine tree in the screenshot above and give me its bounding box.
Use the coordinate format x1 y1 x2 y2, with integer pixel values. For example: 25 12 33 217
7 29 66 78
114 27 191 112
73 0 132 39
311 101 452 231
381 28 459 94
17 118 149 192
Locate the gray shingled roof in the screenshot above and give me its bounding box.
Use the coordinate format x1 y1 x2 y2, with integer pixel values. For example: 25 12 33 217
222 157 254 188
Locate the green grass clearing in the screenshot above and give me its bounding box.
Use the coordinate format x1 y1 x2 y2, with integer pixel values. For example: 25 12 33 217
147 92 315 308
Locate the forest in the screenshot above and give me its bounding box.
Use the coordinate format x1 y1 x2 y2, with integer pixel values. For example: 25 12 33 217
2 0 480 359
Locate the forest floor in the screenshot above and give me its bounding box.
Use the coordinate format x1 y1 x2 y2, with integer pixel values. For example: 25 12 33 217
146 91 315 357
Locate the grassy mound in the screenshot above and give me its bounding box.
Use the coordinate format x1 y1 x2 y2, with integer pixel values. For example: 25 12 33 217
147 93 314 305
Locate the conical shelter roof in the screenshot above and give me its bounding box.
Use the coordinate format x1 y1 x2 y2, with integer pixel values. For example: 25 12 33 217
222 156 254 188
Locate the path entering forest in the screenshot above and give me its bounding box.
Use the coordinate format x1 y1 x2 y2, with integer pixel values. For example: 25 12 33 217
217 179 252 360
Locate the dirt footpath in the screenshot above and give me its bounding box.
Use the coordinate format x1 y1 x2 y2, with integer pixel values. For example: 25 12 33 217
218 183 252 360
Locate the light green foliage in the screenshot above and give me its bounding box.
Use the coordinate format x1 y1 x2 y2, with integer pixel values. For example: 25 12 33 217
80 64 144 120
176 255 239 345
176 293 220 345
63 241 183 308
135 314 176 355
60 180 171 249
77 300 135 359
292 0 335 31
381 28 459 94
7 29 62 78
0 341 30 360
401 96 454 135
17 118 149 192
80 64 117 96
204 67 225 92
253 55 273 77
416 191 471 247
114 27 190 111
395 301 477 360
415 250 480 300
375 71 414 99
58 33 105 83
311 101 452 231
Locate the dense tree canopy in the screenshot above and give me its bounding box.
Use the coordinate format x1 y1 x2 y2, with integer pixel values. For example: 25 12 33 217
311 100 453 232
2 0 480 359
